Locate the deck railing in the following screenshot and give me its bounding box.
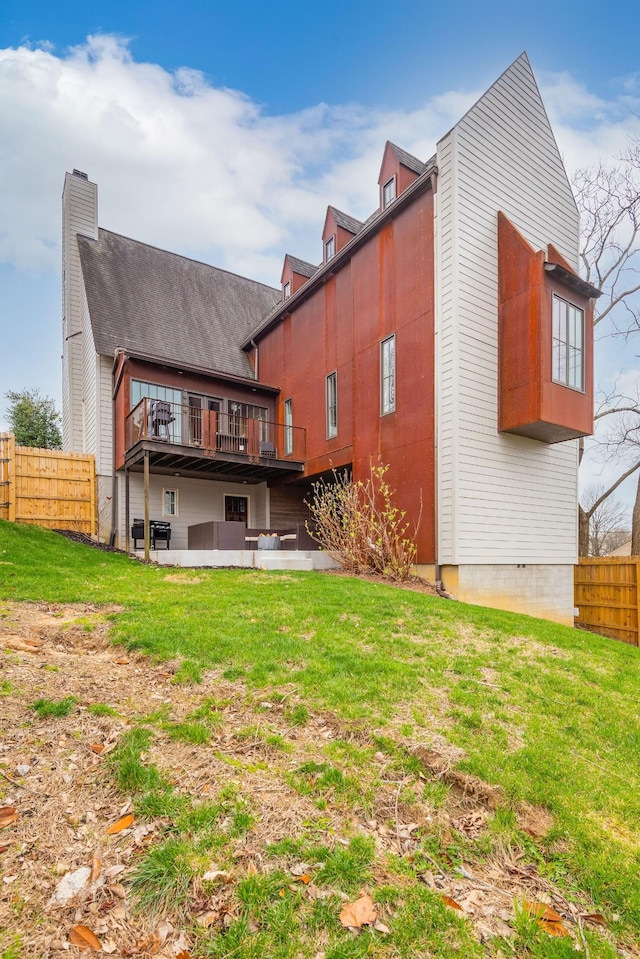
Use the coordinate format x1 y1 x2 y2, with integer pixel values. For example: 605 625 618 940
125 398 306 462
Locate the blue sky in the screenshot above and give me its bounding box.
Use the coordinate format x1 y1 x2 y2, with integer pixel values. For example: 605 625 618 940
1 0 639 512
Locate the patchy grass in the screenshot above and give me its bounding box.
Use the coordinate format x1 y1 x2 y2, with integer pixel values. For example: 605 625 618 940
1 520 639 959
29 695 76 718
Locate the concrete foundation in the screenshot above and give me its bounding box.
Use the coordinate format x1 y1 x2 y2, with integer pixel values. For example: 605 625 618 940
145 549 339 572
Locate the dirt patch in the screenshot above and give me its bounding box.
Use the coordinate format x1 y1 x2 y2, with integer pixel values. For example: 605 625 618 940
52 530 127 554
321 568 440 596
0 601 618 958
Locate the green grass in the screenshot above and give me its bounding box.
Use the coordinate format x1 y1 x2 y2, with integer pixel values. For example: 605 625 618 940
2 520 640 957
30 695 76 718
87 702 119 716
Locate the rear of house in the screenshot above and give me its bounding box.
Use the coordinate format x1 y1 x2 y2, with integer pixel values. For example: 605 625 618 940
61 53 599 624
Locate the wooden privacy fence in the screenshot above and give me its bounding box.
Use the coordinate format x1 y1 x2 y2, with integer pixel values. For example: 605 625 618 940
0 433 96 535
574 557 640 646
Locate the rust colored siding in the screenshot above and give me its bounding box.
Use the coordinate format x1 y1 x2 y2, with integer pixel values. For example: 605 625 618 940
113 357 277 470
259 190 436 562
498 213 594 444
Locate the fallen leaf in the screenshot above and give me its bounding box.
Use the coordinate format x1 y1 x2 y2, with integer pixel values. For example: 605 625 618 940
524 901 563 922
106 813 134 835
581 913 607 927
0 844 10 854
296 874 312 884
339 894 378 929
536 919 570 937
69 924 102 951
176 953 191 959
90 857 101 884
441 895 464 911
0 813 18 830
91 744 105 755
373 920 390 934
115 658 129 665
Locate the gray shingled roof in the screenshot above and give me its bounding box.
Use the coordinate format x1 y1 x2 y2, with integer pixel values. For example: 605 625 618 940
328 206 364 235
285 254 318 278
78 229 280 380
389 143 427 175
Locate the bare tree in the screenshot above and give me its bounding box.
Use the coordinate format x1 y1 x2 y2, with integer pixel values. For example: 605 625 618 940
581 483 630 556
575 147 640 554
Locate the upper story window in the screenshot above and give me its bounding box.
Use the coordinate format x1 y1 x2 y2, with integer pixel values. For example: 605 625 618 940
283 280 291 301
552 294 584 391
382 176 396 208
325 235 336 262
284 398 293 455
381 334 396 414
326 372 337 438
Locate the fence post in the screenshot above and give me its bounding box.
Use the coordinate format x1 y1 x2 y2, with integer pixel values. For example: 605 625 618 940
7 433 15 523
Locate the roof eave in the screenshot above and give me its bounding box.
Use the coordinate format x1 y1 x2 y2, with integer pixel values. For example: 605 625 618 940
242 162 437 348
115 349 281 394
544 263 602 299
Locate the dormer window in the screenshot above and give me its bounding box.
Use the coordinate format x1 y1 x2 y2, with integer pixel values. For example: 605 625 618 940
382 176 396 208
283 280 291 301
325 235 336 262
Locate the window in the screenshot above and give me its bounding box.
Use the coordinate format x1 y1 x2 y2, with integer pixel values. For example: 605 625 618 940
552 294 584 391
283 280 291 301
325 235 335 262
228 401 269 443
163 488 178 517
381 334 396 414
131 380 182 442
382 176 396 208
284 398 293 455
326 372 337 438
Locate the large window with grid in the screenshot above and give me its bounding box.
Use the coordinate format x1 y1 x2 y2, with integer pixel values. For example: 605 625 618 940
552 295 584 391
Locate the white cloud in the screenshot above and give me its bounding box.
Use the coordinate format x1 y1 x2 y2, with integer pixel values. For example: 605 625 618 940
2 37 640 449
0 35 475 281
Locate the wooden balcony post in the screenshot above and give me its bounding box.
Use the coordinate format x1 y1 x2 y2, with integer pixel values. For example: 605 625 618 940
144 450 150 561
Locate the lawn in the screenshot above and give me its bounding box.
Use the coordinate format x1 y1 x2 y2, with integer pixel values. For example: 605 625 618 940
0 519 639 959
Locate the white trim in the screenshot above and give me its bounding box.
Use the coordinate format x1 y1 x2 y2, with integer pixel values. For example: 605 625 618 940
162 487 179 517
326 371 338 438
382 175 397 208
380 334 396 415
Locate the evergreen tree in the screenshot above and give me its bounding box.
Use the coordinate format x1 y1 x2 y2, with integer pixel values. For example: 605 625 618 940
5 388 62 449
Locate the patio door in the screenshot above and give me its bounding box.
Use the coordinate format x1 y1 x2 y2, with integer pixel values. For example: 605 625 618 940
225 495 248 523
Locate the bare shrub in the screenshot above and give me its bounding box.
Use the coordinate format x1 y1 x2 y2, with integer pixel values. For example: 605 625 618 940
306 462 420 581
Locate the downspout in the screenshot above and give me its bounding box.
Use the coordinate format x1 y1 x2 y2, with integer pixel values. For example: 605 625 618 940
431 167 441 588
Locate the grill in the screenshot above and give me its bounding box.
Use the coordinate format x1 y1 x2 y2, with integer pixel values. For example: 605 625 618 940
131 519 171 550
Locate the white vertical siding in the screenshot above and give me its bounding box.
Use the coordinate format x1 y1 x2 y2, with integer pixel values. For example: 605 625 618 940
62 173 98 453
436 54 580 566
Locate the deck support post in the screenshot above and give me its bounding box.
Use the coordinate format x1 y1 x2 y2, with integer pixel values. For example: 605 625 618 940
144 451 150 561
125 468 130 554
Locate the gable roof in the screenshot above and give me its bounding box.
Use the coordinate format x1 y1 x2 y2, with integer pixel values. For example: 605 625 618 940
77 229 279 380
285 254 318 278
388 142 427 175
327 206 365 235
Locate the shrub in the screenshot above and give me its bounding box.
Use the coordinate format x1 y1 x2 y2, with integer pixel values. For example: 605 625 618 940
306 461 419 581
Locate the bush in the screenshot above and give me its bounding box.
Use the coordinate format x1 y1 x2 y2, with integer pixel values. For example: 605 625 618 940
306 462 419 581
